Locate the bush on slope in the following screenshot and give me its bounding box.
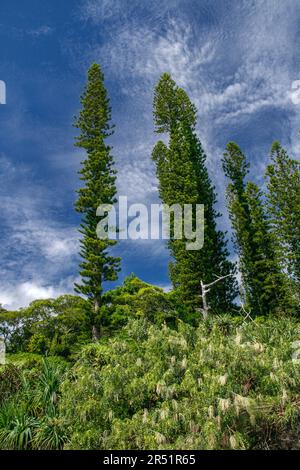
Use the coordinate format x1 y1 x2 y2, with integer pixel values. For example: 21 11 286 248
59 316 300 450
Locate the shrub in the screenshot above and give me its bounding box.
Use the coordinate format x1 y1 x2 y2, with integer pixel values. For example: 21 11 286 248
0 359 68 450
59 317 300 450
0 364 22 405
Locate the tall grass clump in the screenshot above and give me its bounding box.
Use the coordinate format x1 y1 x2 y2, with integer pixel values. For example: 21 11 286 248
0 358 68 449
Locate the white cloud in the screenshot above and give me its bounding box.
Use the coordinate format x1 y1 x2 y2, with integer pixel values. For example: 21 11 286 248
94 18 214 96
159 283 172 292
3 1 300 308
27 25 54 37
80 0 181 25
0 156 80 309
0 277 78 311
9 215 79 262
0 282 59 310
90 2 298 127
81 0 123 22
116 143 158 202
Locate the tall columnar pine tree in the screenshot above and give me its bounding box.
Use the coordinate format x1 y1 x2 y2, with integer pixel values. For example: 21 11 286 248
265 142 300 309
74 63 120 339
222 142 286 315
245 182 288 313
152 74 237 313
266 142 300 281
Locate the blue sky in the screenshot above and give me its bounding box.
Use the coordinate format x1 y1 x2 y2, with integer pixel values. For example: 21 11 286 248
0 0 300 309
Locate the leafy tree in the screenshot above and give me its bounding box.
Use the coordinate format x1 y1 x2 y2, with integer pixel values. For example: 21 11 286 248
0 309 28 352
101 274 179 329
266 142 300 304
222 142 285 315
74 63 120 338
152 74 236 313
0 296 88 356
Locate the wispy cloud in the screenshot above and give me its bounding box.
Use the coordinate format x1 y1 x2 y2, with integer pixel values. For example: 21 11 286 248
78 0 300 253
2 0 300 307
27 25 54 38
0 155 79 309
0 23 54 40
91 2 299 186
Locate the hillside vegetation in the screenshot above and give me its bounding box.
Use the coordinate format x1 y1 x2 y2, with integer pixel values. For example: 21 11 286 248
1 65 300 451
1 302 300 450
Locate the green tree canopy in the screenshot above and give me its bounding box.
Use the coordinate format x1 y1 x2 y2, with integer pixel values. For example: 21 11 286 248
222 142 286 315
152 74 237 314
74 63 120 338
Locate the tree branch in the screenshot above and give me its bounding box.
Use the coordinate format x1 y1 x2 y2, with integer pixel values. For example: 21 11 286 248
204 273 234 289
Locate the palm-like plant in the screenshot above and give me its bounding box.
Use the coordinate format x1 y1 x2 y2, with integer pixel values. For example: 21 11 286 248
0 359 68 450
33 412 68 450
36 359 62 413
0 402 38 449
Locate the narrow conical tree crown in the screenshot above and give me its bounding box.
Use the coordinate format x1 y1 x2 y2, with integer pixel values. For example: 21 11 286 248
266 142 300 282
222 142 286 315
74 63 120 337
153 74 197 133
245 181 287 313
152 73 237 313
265 141 300 311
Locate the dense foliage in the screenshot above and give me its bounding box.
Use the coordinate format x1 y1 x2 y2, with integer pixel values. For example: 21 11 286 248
74 63 120 339
0 358 68 450
266 142 300 307
1 65 300 451
222 143 286 315
2 316 300 450
0 296 88 357
152 74 237 312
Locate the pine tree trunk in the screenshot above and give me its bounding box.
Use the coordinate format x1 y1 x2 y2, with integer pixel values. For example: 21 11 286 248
92 325 100 341
92 297 101 341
